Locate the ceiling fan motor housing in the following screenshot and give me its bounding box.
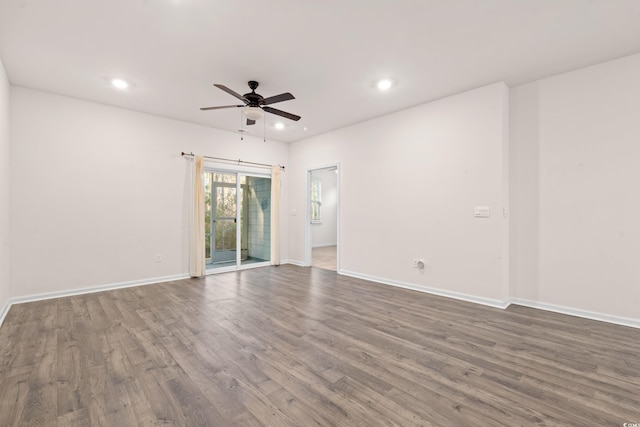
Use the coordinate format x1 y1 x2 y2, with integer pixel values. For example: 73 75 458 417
244 81 263 107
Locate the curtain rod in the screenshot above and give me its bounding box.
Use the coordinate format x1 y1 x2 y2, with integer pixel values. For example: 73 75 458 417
181 152 285 171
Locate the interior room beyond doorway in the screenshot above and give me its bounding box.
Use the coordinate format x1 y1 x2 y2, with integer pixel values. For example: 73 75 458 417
310 167 338 271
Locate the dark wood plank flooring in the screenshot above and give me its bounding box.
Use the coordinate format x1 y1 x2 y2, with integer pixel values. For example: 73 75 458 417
1 265 639 426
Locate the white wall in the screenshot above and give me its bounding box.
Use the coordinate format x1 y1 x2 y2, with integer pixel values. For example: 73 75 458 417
311 168 337 247
9 87 288 298
509 82 540 303
289 83 510 305
0 58 10 316
511 53 640 321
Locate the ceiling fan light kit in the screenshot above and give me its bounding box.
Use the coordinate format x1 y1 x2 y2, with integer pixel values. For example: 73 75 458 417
201 80 301 126
243 106 264 120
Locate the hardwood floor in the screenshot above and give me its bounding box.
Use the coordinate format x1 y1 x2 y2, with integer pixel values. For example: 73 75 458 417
312 245 337 271
1 265 639 426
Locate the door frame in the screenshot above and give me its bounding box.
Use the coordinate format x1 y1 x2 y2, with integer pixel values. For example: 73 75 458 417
305 163 340 271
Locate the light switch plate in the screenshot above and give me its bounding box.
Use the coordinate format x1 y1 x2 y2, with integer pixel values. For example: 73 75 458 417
474 206 491 218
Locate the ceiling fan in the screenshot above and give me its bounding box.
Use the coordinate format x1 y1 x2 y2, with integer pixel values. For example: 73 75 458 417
200 80 301 126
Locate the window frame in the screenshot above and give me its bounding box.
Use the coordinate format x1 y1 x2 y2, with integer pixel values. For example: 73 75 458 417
310 177 322 224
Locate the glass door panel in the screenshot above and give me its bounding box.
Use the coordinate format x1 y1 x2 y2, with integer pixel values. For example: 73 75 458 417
214 218 236 264
205 171 238 269
240 176 271 266
204 173 212 264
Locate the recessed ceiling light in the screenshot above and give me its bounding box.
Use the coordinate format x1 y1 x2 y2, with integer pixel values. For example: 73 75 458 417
377 79 393 90
275 122 285 130
303 127 308 131
111 78 129 89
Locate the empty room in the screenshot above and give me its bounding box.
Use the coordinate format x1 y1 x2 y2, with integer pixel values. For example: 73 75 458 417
1 1 639 425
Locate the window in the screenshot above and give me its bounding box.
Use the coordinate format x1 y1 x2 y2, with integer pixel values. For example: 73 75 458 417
310 178 321 223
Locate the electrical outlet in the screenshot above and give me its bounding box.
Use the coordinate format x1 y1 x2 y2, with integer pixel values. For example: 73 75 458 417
155 254 162 263
413 259 425 269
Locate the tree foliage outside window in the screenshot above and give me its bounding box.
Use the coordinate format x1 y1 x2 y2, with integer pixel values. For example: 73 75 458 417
205 172 238 262
311 178 321 223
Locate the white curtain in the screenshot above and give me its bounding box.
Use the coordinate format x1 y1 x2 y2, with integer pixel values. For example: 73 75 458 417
270 166 281 265
189 155 206 277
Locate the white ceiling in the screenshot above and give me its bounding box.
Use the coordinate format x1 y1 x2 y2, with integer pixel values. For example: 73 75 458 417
2 0 640 143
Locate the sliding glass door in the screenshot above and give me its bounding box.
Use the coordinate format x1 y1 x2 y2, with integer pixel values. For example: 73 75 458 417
205 170 271 271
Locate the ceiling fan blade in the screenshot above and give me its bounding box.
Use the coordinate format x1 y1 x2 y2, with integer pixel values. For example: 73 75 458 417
200 104 244 111
246 119 256 126
214 84 249 102
263 106 301 121
262 92 295 105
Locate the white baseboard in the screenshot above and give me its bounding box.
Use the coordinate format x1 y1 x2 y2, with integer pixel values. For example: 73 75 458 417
0 273 190 328
510 298 640 329
0 298 11 329
312 243 337 248
339 269 510 309
281 259 308 267
338 271 640 329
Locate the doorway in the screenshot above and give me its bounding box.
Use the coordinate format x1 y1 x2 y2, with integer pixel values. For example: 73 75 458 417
205 170 271 272
306 165 339 271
